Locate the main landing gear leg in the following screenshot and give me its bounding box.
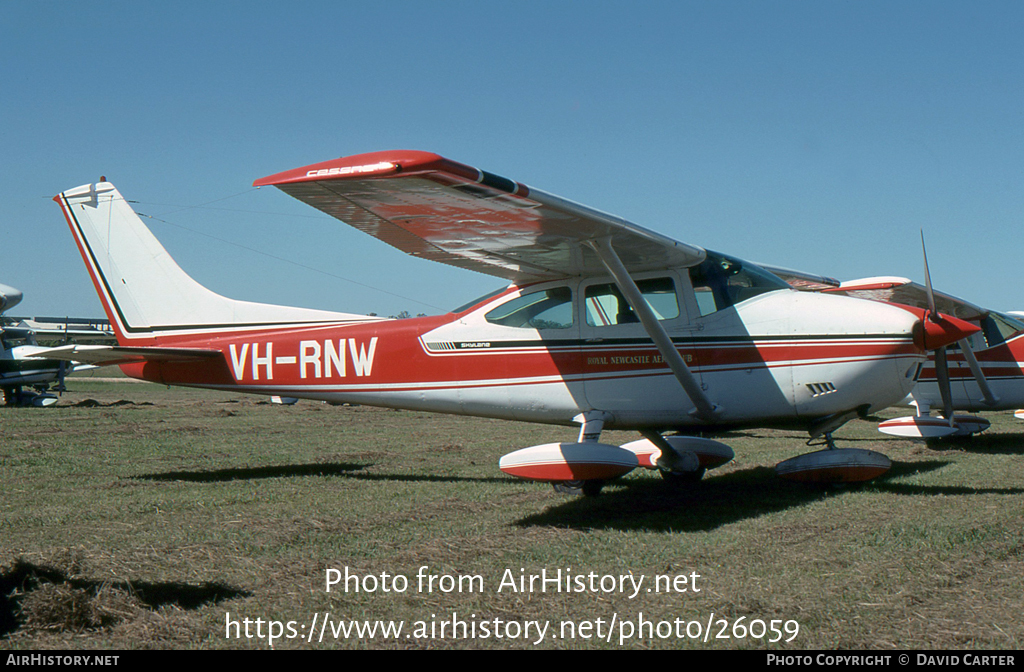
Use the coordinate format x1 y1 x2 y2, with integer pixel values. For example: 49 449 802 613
552 412 611 497
641 430 706 484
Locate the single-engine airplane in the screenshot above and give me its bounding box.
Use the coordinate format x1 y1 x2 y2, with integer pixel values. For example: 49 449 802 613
765 265 1024 438
41 151 979 492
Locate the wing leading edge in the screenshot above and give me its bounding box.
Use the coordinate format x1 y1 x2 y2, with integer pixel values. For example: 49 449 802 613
254 150 706 282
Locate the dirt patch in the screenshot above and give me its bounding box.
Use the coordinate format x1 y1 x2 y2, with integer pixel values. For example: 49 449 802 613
0 551 250 639
70 399 153 408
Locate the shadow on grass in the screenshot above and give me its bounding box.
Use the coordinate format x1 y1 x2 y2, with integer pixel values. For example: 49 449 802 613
515 459 1024 532
924 432 1024 456
135 462 372 482
0 558 250 638
134 462 512 485
874 458 1024 496
515 465 833 532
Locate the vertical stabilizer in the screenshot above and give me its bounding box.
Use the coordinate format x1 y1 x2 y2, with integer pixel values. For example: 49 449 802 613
55 182 378 340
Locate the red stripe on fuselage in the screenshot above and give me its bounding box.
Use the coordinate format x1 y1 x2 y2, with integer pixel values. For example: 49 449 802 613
119 311 916 393
917 333 1024 382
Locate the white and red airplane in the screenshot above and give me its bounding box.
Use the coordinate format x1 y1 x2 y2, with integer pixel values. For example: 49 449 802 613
41 151 979 493
766 266 1024 438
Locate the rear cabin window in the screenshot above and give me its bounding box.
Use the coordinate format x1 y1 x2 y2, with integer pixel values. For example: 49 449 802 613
484 287 574 330
585 277 679 327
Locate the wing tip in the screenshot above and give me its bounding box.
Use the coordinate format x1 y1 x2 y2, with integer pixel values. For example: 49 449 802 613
253 150 445 187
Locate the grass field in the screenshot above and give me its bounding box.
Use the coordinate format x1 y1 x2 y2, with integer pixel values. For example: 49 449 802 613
1 379 1022 649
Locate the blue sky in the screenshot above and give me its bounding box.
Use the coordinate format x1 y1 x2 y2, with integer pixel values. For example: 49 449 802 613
3 1 1022 319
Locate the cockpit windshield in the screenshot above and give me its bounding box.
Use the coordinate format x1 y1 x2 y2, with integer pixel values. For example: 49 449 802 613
688 251 790 316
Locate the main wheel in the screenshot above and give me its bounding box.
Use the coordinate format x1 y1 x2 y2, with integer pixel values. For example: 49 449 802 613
552 479 606 496
660 467 706 484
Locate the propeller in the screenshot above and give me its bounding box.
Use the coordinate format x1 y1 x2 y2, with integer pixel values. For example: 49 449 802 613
921 231 955 424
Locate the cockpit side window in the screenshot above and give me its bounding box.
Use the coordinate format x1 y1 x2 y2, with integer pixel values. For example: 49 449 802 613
484 287 574 330
584 277 679 327
980 312 1024 348
689 251 789 316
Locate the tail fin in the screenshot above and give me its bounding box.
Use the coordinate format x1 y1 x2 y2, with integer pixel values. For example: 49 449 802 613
55 182 377 342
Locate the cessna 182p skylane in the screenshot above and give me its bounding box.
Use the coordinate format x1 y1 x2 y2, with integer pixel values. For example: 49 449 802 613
41 151 978 493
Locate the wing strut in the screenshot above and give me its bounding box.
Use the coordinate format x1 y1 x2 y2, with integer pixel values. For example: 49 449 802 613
587 238 720 421
958 338 1000 406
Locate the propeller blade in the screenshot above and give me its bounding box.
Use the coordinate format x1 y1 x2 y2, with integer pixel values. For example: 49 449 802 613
921 231 954 425
921 230 938 319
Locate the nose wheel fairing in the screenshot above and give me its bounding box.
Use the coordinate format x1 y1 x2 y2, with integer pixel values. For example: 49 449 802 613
775 447 891 484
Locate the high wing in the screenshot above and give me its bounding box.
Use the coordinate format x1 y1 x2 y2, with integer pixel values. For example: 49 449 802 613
762 266 988 321
756 265 842 292
827 277 986 322
29 344 222 367
254 150 706 281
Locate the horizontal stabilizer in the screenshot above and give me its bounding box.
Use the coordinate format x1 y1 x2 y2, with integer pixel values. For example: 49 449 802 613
30 344 221 367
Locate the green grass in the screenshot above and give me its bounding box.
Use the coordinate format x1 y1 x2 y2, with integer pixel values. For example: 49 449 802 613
1 380 1022 649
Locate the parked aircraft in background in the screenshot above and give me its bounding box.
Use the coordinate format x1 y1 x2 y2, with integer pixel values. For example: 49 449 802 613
1 283 70 406
41 152 977 492
765 267 1024 438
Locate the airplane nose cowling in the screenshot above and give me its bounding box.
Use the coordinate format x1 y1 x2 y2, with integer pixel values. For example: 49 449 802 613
912 311 981 351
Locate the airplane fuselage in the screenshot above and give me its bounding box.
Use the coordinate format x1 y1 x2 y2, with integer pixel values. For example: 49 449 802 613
0 345 63 386
0 341 65 405
114 281 925 432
